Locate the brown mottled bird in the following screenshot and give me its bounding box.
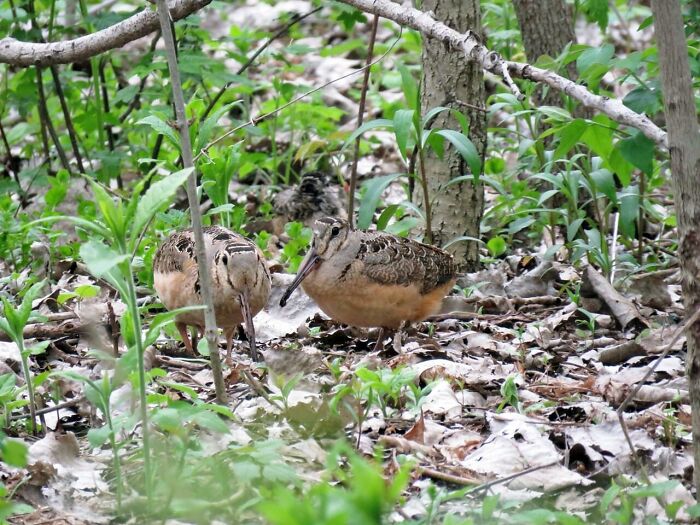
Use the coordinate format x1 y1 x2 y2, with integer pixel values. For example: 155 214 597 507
279 217 456 348
153 226 271 360
273 171 347 227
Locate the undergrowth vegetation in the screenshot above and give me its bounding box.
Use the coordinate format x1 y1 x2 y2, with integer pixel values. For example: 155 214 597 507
0 0 698 523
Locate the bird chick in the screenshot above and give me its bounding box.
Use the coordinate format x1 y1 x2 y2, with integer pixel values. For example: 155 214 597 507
279 217 456 348
153 226 271 361
273 171 347 227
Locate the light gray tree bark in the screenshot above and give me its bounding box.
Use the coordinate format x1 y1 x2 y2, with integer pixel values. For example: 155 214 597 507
418 0 486 272
650 0 700 495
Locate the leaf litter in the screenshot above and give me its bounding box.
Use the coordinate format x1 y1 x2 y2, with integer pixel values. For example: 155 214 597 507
1 4 691 524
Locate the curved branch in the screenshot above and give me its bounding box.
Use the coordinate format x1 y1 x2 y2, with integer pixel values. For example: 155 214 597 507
0 0 211 67
336 0 668 149
509 62 668 148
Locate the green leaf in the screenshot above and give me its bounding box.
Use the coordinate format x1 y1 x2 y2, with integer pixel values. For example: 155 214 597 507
581 0 609 30
90 181 125 241
486 236 507 257
618 131 654 175
190 410 229 434
131 168 193 243
398 64 418 111
26 340 50 356
357 173 403 229
434 129 482 178
197 101 242 150
80 240 129 279
590 169 617 202
137 115 180 147
197 338 210 357
421 106 450 129
623 86 660 115
618 186 640 238
553 119 586 159
87 426 112 448
393 109 415 161
344 118 393 147
1 439 27 467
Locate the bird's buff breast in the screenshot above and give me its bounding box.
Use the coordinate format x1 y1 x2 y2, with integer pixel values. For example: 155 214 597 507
301 272 450 329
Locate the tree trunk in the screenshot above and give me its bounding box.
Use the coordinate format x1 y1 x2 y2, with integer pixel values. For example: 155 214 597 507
419 0 486 272
650 0 700 495
511 0 576 107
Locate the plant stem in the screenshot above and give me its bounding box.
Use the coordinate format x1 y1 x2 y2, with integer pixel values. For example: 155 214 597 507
155 0 227 403
123 269 151 499
347 14 378 227
17 340 36 435
417 147 433 244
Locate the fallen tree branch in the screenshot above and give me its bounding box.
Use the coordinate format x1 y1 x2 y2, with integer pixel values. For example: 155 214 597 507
0 0 211 67
335 0 668 148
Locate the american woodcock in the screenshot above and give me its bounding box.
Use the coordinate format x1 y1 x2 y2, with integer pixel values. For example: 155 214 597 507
279 217 456 348
153 226 271 361
273 171 347 227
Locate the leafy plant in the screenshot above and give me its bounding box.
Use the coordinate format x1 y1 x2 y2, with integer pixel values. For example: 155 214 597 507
0 281 48 434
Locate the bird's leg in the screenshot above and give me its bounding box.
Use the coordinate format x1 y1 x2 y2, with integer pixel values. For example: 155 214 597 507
239 292 260 361
224 327 236 365
373 328 389 352
393 321 409 354
176 322 196 356
190 326 200 354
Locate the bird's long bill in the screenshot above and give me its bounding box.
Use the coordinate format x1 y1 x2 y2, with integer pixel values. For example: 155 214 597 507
239 292 259 361
279 247 319 307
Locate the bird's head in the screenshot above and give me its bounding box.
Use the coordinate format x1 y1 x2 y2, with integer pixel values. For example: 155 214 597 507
279 216 350 306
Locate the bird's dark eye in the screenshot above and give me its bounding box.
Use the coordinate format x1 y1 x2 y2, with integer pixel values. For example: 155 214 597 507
331 226 340 237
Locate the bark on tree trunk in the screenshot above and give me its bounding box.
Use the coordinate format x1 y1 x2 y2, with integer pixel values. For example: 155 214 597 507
418 0 486 272
650 0 700 495
511 0 576 107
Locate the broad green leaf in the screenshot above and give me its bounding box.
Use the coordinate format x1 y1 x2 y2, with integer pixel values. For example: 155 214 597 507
87 426 112 448
623 86 660 115
618 131 654 175
581 120 613 158
618 186 640 238
190 411 229 434
486 236 507 257
581 0 609 30
421 106 450 128
1 438 27 467
393 109 415 160
80 240 129 279
398 64 418 111
590 169 617 202
197 101 242 150
25 340 50 356
357 173 403 229
553 119 586 159
344 118 393 147
90 181 125 241
137 115 180 147
131 168 193 243
434 129 482 178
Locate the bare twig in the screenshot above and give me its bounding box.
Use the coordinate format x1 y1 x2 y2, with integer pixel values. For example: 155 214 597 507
616 305 700 456
35 66 71 172
419 466 480 486
197 28 402 159
155 0 226 403
468 460 560 494
118 31 161 123
200 6 322 122
49 65 86 173
347 14 379 227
